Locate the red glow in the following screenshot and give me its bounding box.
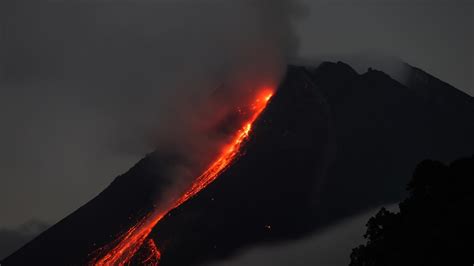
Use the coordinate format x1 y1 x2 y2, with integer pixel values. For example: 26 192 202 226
90 87 274 266
142 239 161 266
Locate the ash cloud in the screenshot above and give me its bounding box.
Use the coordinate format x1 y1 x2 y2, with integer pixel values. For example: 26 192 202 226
0 0 304 227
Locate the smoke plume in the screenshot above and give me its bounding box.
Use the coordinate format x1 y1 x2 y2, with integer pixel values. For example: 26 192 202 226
0 0 303 226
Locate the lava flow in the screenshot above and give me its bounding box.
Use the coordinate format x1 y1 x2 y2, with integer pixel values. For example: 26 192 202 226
90 88 274 266
141 239 161 266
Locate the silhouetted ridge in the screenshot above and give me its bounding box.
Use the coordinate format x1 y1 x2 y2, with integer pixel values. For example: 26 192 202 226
406 64 473 111
308 61 358 99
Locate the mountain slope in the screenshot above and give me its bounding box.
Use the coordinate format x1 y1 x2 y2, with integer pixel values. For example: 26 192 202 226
310 62 473 226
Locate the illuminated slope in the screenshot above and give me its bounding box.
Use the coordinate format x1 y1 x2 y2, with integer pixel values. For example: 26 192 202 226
90 89 274 265
1 65 332 266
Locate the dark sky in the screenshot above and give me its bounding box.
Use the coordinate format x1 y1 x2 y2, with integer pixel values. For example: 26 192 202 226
0 0 472 231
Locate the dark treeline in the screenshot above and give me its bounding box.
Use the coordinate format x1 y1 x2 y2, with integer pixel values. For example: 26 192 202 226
350 155 474 266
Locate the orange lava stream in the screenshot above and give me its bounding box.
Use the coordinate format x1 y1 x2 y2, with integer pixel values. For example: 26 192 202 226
91 89 273 266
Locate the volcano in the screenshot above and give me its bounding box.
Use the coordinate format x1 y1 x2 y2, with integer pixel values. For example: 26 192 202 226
2 62 474 266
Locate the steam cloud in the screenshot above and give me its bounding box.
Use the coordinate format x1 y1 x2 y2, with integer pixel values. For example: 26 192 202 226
0 0 304 226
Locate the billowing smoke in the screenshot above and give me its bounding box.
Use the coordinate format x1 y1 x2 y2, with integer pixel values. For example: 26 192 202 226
0 0 304 226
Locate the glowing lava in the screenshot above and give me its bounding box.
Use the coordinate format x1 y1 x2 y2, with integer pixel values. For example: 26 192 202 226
142 239 161 266
90 88 273 266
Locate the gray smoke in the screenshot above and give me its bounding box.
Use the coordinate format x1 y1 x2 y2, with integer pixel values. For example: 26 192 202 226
0 0 304 227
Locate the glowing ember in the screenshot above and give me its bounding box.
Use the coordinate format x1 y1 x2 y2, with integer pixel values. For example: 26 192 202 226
90 88 273 266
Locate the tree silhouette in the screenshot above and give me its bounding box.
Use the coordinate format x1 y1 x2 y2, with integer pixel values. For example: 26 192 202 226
350 156 474 266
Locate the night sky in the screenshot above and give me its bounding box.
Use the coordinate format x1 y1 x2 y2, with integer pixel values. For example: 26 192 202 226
0 0 473 262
